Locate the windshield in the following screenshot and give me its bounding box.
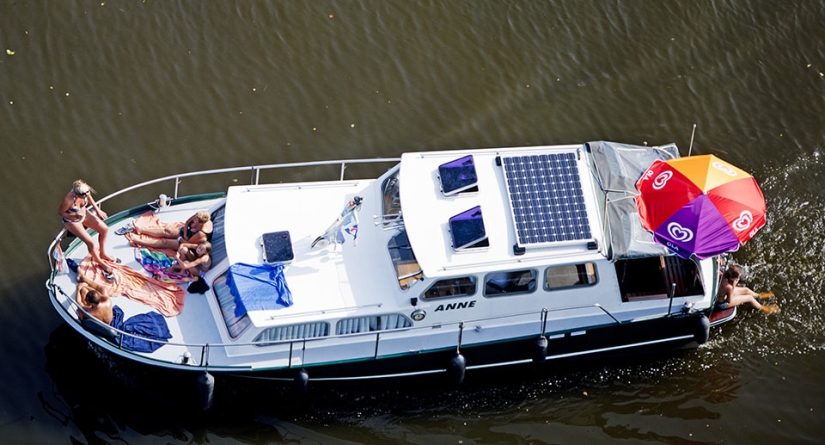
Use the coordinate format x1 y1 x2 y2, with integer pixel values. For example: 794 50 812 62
388 230 422 290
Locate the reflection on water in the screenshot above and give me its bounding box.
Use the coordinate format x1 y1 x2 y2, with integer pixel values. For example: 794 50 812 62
45 321 756 443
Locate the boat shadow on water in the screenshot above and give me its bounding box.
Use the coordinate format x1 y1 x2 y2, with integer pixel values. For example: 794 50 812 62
42 322 741 431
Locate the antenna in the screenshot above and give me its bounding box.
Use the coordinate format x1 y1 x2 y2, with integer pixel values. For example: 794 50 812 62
687 124 697 156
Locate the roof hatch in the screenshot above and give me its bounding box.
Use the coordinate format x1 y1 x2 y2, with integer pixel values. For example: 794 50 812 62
449 205 489 251
438 155 478 196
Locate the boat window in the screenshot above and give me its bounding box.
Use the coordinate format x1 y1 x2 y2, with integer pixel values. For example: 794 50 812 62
388 230 422 290
336 314 413 335
544 262 598 291
423 276 477 300
213 273 251 339
484 269 537 297
449 206 488 251
615 255 704 302
438 155 478 196
253 322 329 345
381 169 402 225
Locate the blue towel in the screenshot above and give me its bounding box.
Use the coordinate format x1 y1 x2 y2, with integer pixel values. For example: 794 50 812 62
111 306 173 353
226 262 293 317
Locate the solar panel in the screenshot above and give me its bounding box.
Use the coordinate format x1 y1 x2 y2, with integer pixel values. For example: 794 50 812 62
438 155 478 196
501 152 592 247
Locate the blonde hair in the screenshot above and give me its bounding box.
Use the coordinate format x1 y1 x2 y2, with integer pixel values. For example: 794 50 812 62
195 211 211 223
72 179 96 196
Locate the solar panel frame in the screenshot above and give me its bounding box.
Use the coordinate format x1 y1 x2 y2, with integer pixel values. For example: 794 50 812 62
501 152 593 248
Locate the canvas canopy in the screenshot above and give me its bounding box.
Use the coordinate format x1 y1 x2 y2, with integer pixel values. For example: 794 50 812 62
586 141 681 259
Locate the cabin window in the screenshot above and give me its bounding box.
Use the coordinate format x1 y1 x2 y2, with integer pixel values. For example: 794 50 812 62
615 255 704 301
544 262 598 291
213 274 251 339
253 322 330 345
484 269 537 297
336 314 413 335
423 276 477 300
388 230 423 290
381 169 402 225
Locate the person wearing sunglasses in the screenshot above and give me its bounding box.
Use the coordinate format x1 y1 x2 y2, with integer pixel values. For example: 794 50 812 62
58 179 117 281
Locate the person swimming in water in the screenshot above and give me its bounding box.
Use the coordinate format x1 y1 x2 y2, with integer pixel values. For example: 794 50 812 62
58 180 117 281
715 265 779 314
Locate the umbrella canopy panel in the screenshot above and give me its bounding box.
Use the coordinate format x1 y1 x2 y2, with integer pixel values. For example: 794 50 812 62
635 155 766 259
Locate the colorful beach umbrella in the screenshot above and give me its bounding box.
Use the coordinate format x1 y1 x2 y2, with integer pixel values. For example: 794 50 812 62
635 154 766 259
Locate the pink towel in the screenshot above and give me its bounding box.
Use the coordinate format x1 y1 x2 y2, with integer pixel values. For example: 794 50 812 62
79 257 186 317
124 211 183 257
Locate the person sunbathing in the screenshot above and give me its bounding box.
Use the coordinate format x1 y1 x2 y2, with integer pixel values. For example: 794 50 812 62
166 241 212 277
75 269 114 325
124 210 213 251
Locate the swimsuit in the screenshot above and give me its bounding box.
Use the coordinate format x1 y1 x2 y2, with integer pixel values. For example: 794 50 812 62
179 222 213 242
184 246 211 273
62 194 87 223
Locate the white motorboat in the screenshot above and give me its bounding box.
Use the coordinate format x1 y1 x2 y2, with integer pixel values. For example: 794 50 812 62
46 141 736 407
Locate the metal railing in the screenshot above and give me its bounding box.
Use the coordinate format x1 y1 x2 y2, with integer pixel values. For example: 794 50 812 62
51 271 624 371
47 158 400 271
46 156 629 372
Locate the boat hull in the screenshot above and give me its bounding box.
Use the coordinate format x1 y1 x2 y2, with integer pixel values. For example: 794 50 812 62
216 312 709 382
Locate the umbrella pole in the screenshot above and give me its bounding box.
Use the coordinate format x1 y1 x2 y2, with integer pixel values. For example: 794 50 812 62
667 283 676 316
687 124 697 156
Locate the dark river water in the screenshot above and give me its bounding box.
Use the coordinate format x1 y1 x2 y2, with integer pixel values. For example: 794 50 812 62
2 0 824 443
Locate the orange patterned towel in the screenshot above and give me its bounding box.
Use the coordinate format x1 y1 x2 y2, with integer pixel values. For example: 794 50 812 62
79 257 186 317
124 211 184 257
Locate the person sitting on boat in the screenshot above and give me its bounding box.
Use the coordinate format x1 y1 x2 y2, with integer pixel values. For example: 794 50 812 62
58 180 117 281
715 265 779 314
165 241 212 277
75 268 114 325
124 210 213 251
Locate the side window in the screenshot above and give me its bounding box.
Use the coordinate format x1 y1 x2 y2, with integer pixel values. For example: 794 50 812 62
387 230 422 290
381 169 402 225
484 270 537 297
423 277 477 300
544 262 598 291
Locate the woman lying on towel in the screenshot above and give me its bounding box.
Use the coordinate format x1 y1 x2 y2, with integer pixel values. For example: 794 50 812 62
166 241 212 277
122 210 213 251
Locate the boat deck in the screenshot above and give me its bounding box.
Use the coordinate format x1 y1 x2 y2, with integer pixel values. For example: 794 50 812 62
52 197 228 366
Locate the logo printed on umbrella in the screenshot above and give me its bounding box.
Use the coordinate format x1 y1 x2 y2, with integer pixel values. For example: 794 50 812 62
732 210 753 231
667 222 694 242
652 171 673 190
712 161 738 177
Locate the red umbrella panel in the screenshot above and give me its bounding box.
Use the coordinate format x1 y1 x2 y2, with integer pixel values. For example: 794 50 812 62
635 154 766 259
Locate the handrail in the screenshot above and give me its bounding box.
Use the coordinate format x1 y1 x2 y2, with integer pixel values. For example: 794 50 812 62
46 156 632 370
52 267 624 369
94 158 401 205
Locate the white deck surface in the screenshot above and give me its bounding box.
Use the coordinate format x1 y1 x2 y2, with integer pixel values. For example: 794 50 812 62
222 179 395 328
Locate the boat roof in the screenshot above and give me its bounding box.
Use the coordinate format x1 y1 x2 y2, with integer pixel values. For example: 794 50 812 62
217 141 680 328
400 144 608 278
